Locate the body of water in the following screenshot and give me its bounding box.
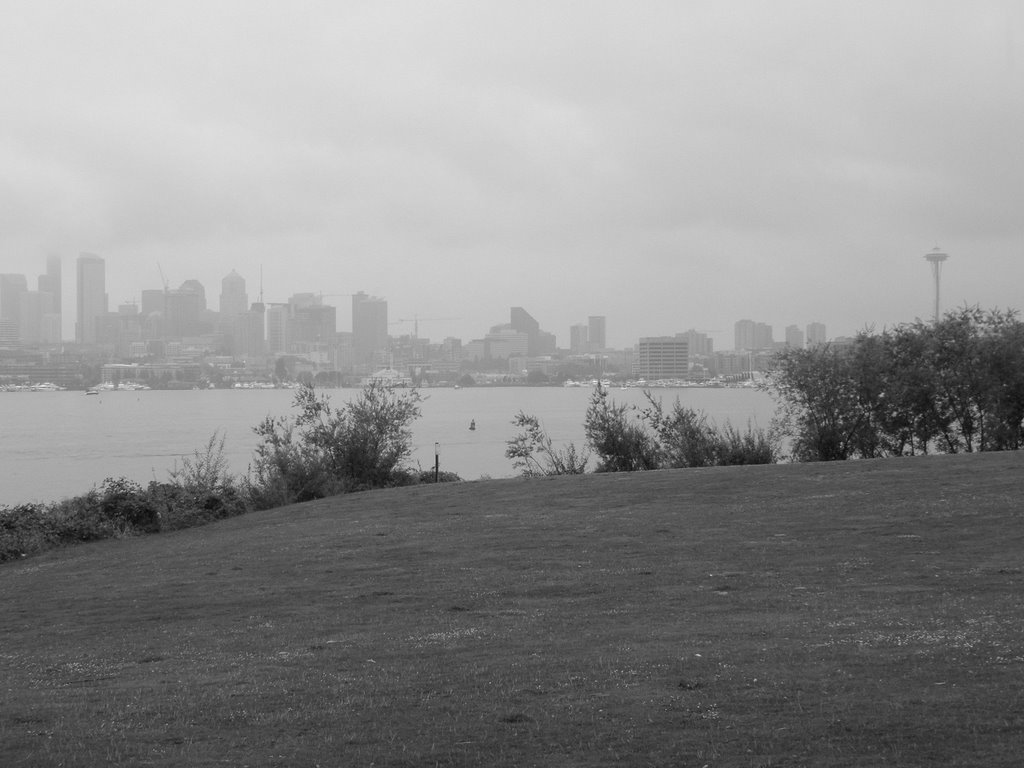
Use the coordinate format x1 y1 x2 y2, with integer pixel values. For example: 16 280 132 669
1 385 778 505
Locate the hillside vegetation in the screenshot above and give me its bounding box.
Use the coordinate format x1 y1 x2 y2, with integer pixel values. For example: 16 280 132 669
2 453 1023 766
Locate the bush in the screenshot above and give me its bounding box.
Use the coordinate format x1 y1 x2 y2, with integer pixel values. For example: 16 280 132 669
147 481 248 532
643 394 777 468
0 504 59 561
716 421 779 466
245 382 424 508
584 386 661 472
505 411 590 476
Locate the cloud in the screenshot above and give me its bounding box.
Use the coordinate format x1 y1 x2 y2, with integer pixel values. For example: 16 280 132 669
1 1 1022 348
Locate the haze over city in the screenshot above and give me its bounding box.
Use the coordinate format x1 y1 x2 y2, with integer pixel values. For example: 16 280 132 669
2 1 1023 350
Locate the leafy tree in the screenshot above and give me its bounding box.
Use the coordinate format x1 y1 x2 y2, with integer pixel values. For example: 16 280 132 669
768 307 1024 459
584 386 660 472
767 344 875 461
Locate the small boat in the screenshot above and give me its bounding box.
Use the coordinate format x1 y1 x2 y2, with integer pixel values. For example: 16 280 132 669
469 419 476 431
85 388 99 395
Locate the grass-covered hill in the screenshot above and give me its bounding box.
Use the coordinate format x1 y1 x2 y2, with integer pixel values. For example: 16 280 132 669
3 453 1023 767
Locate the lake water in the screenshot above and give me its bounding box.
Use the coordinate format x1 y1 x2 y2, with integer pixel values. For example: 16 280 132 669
0 386 778 505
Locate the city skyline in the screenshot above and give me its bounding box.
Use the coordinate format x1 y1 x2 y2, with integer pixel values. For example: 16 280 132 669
2 255 836 354
2 4 1022 350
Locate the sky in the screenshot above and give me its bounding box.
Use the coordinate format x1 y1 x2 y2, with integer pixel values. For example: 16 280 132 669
2 0 1022 350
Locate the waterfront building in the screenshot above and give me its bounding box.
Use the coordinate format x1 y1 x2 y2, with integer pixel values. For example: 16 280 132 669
636 336 689 380
486 328 530 361
76 253 107 345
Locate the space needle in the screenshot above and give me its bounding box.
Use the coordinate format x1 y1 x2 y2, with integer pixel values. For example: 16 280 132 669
924 247 949 322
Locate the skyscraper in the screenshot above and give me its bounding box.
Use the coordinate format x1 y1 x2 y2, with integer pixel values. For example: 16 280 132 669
352 292 388 365
587 316 606 352
734 319 755 351
38 254 61 342
219 270 248 316
76 253 107 345
0 274 28 340
266 304 289 355
570 324 589 355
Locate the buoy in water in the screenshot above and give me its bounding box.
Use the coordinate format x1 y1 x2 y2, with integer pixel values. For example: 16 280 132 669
469 419 476 431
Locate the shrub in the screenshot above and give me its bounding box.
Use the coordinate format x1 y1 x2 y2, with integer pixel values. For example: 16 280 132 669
162 431 248 527
245 382 424 508
168 430 237 498
716 421 779 465
506 411 590 476
643 394 777 468
0 504 59 562
584 386 660 472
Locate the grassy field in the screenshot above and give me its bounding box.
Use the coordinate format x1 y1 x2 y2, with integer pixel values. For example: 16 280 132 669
2 453 1024 767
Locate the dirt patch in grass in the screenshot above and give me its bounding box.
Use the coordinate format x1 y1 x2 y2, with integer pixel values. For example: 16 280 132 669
3 453 1024 766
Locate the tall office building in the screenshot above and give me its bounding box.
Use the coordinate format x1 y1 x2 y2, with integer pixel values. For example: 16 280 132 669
76 253 107 345
234 301 266 358
164 288 203 338
0 274 28 340
352 292 388 364
510 306 540 355
219 270 248 316
587 316 606 352
734 319 754 351
785 324 805 349
289 294 336 353
19 291 55 345
806 322 827 348
179 280 207 312
735 318 774 351
677 329 713 357
570 324 589 355
266 304 289 355
38 254 61 342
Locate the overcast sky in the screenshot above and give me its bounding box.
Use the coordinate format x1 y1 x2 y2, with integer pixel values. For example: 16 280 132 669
2 1 1022 349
